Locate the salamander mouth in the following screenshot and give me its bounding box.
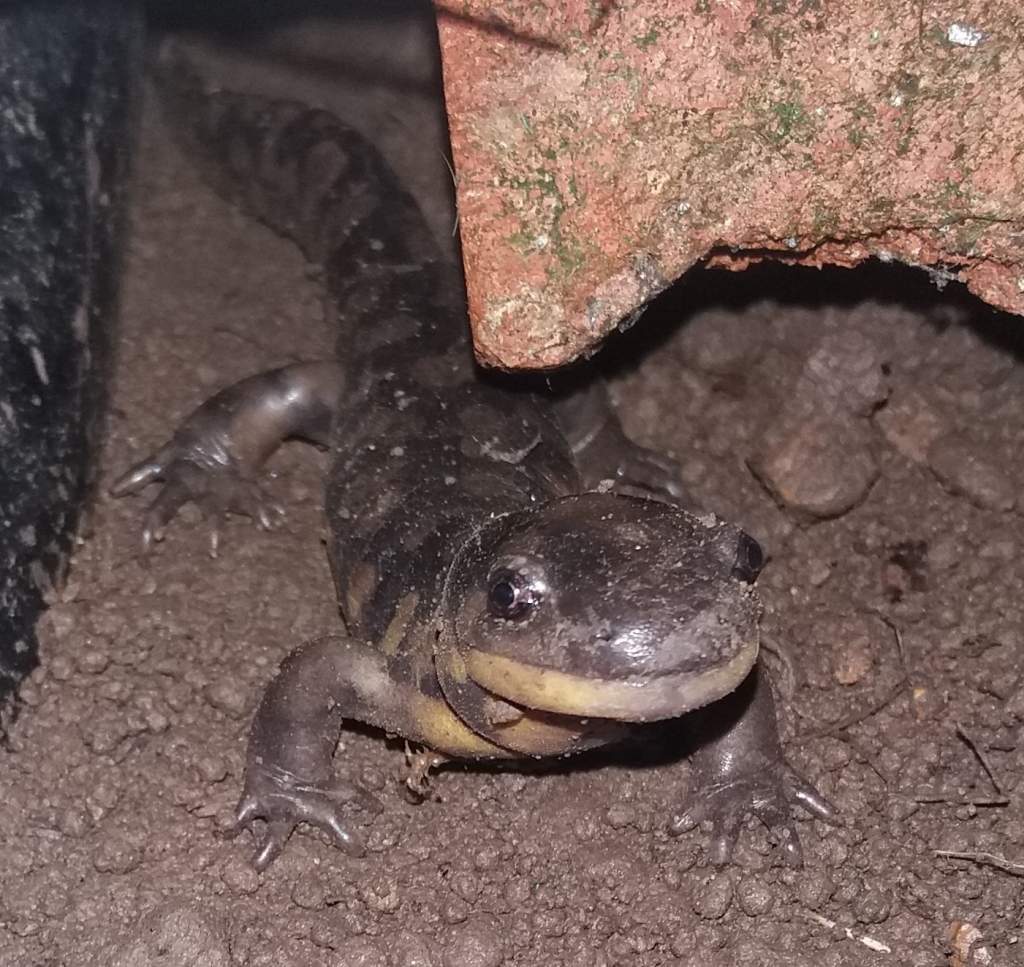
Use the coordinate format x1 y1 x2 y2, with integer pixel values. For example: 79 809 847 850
462 633 759 723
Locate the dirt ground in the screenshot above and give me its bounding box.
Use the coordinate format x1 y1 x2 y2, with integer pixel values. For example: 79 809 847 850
2 52 1024 967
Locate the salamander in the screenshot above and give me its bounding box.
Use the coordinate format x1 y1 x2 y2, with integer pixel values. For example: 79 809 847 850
113 73 833 871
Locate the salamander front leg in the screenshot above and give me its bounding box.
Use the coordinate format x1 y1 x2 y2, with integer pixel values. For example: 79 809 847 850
231 634 420 871
673 664 837 867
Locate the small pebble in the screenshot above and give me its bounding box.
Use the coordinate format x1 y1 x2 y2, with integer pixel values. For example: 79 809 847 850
832 625 874 685
503 878 530 906
670 927 698 958
441 897 469 925
220 859 260 896
103 904 230 966
853 886 892 924
443 914 506 967
309 916 347 952
360 877 401 914
93 835 142 875
48 654 73 681
807 560 833 587
874 389 946 463
145 710 170 733
450 871 481 903
388 931 440 967
795 868 835 909
472 845 501 872
605 803 637 829
531 907 567 938
927 433 1015 511
749 415 878 519
195 754 229 784
88 775 123 815
44 605 77 640
803 328 890 416
735 876 774 917
85 721 128 756
203 680 249 719
676 309 765 377
291 872 329 910
335 937 387 967
56 805 91 839
76 649 110 675
694 874 732 920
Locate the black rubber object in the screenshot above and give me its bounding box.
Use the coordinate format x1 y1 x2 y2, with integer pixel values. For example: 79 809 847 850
0 1 142 702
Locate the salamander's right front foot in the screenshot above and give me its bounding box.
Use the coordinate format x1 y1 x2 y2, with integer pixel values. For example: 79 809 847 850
231 760 382 871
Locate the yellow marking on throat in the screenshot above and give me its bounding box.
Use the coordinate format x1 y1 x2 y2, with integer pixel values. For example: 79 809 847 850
408 691 621 758
407 693 511 758
488 708 627 756
463 636 759 723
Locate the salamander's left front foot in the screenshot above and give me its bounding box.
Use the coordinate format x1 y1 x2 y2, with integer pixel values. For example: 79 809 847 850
677 664 837 867
670 768 836 867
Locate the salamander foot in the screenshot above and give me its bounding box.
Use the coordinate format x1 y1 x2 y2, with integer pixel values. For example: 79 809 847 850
670 769 836 867
230 760 382 871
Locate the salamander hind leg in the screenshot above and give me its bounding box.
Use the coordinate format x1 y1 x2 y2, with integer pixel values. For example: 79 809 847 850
111 361 342 553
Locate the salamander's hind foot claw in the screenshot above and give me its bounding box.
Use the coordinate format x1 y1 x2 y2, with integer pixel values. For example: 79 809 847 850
111 439 283 554
230 762 382 871
670 770 837 868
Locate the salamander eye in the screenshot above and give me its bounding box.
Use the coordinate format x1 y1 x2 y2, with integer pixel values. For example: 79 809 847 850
731 531 764 584
487 570 540 620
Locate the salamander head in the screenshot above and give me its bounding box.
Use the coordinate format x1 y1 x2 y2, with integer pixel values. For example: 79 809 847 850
442 492 763 724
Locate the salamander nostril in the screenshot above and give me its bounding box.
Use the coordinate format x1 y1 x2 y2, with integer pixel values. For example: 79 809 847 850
731 531 764 584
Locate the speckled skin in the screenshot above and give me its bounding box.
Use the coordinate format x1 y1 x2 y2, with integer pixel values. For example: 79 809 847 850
114 76 833 871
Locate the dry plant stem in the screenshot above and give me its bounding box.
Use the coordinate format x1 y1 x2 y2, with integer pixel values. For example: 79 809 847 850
799 911 893 954
935 850 1024 877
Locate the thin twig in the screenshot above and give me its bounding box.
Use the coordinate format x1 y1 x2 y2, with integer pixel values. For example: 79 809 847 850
434 4 565 50
797 615 911 743
799 911 892 954
817 678 909 739
440 151 461 238
872 612 911 681
914 794 1009 807
935 850 1024 877
842 734 892 787
955 721 1004 795
760 633 797 700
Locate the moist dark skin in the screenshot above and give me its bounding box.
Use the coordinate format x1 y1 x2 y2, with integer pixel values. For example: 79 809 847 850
113 78 834 872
